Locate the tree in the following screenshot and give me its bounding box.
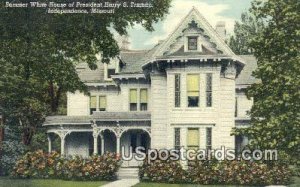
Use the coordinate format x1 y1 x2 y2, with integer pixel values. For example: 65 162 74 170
0 0 171 148
0 61 49 145
233 0 300 160
229 12 264 55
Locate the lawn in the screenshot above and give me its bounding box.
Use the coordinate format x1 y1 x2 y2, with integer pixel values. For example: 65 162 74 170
134 177 300 187
0 177 108 187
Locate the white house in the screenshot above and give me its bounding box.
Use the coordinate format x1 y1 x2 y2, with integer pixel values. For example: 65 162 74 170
44 8 258 165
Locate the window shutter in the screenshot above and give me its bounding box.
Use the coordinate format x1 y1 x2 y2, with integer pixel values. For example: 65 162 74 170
130 89 137 103
99 96 106 108
187 128 199 146
140 89 148 103
90 96 97 108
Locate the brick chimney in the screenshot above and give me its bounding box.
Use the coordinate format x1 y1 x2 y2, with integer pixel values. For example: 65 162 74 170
215 21 226 40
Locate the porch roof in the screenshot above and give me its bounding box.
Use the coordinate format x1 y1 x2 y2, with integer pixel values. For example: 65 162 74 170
44 112 151 126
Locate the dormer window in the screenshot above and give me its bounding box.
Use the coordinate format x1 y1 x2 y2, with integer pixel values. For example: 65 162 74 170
188 36 198 50
107 68 116 79
104 58 119 81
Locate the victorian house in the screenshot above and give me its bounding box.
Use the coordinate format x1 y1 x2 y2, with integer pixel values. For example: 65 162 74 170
44 8 257 166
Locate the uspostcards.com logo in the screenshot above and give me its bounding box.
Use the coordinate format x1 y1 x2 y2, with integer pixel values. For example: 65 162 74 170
121 146 278 163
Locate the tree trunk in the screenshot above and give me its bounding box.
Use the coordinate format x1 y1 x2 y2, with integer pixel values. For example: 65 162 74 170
54 87 62 113
49 81 62 114
49 81 56 113
22 128 34 146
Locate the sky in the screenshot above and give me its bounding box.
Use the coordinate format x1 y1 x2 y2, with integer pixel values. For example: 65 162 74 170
127 0 252 50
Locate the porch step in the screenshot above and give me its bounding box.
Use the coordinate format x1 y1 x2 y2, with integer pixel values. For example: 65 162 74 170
117 167 139 179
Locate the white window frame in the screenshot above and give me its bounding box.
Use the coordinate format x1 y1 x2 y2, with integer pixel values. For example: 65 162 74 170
184 35 202 52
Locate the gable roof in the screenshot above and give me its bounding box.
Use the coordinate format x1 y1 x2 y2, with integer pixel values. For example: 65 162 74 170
146 7 245 65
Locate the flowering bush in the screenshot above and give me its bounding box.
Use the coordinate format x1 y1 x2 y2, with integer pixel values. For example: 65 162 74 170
11 150 121 180
139 158 292 185
11 150 62 178
62 153 121 181
189 160 292 185
139 157 188 183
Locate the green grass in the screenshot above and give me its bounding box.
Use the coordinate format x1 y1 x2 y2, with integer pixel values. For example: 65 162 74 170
0 177 108 187
289 176 300 187
134 177 300 187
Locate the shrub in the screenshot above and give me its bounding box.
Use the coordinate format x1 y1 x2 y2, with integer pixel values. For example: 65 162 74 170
62 153 121 181
0 126 27 176
189 160 292 185
11 150 63 178
11 150 121 181
139 158 292 185
139 157 188 183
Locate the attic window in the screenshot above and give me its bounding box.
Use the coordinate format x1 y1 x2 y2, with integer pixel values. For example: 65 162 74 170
188 36 198 50
107 68 116 78
104 58 119 81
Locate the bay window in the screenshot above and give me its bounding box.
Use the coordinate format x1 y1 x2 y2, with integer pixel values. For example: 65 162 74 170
206 73 212 107
99 96 106 111
140 89 148 111
187 128 199 150
206 127 212 150
90 96 97 115
130 89 138 111
187 74 200 107
174 128 181 150
175 74 181 107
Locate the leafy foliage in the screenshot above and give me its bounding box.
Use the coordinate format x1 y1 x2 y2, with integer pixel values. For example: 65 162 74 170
229 12 264 55
140 158 292 185
233 0 300 162
11 150 121 180
139 157 187 183
0 0 171 147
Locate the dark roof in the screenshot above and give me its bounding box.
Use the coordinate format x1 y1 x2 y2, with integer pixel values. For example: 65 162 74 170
76 62 105 83
236 55 259 85
75 50 258 85
44 112 151 125
119 51 148 74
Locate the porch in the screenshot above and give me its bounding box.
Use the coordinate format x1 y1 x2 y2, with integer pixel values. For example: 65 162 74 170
44 112 151 164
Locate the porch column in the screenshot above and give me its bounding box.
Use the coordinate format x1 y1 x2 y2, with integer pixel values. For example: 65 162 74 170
60 136 65 156
57 131 69 157
116 135 120 154
93 133 98 155
100 134 104 155
47 133 52 153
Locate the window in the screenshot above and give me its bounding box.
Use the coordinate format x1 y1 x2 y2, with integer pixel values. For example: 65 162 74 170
90 96 97 115
140 89 148 111
130 89 137 111
104 58 119 80
99 96 106 111
206 128 212 150
187 128 199 150
235 97 238 117
206 73 212 107
187 74 199 107
188 36 198 50
174 128 181 150
175 74 181 107
107 68 116 79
